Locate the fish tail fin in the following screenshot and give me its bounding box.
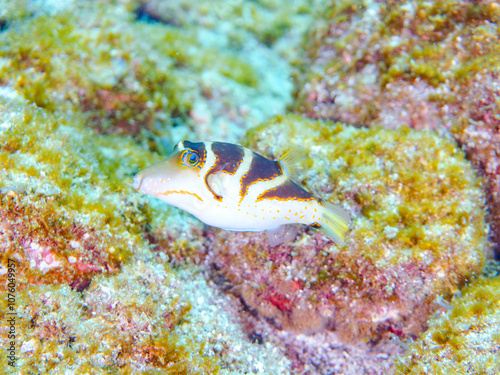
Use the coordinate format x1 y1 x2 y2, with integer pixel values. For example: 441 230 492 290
316 200 350 246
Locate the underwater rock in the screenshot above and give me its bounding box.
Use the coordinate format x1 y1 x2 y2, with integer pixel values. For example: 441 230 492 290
395 271 500 374
0 0 307 368
294 0 500 257
1 0 497 373
453 99 500 260
0 94 292 373
0 0 296 148
0 261 291 373
296 0 499 130
0 98 143 289
205 114 488 370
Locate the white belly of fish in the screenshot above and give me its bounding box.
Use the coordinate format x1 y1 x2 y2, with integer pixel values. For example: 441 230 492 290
193 196 317 231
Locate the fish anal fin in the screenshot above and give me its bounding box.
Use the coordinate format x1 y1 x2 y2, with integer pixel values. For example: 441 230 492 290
267 224 299 247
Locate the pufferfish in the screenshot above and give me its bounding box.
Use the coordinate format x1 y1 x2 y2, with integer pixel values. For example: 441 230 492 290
133 141 350 246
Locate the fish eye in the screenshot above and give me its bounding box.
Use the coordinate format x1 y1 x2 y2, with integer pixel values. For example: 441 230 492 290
182 151 199 167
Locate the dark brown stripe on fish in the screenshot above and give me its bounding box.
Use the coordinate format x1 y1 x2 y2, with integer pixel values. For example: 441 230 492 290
182 140 207 168
240 152 282 200
256 179 314 202
210 142 245 175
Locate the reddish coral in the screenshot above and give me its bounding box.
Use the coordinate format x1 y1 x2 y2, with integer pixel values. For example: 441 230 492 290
79 87 153 137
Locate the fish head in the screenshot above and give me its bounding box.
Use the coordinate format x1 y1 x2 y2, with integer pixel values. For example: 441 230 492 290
133 141 208 210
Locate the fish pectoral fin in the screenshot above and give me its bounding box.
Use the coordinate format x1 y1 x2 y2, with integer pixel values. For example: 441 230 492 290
266 224 300 247
206 171 230 199
192 194 207 210
206 173 223 197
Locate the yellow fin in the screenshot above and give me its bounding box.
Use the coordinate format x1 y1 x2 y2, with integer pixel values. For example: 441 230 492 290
317 201 350 246
277 146 307 182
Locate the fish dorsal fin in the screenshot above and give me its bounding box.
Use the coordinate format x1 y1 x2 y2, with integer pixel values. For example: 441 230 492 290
277 146 307 183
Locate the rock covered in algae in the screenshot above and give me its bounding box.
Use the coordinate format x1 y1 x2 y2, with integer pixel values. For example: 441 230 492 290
294 0 500 257
0 0 316 372
0 0 297 149
0 0 496 373
296 0 499 130
206 114 488 347
0 261 291 374
0 96 292 373
395 271 500 374
0 95 149 287
453 109 500 259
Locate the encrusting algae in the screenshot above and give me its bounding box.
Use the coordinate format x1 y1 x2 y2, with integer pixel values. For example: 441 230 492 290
0 0 302 146
0 0 498 373
0 95 292 373
199 114 489 371
295 0 500 258
395 270 500 375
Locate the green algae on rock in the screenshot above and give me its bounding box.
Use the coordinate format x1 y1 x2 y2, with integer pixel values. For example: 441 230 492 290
0 0 497 373
0 261 291 374
395 273 500 375
294 0 500 257
208 114 488 344
0 95 292 373
0 0 298 147
0 265 205 374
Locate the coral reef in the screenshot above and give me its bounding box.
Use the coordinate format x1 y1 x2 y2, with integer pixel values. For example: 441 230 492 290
0 0 498 373
0 94 292 372
0 0 316 372
395 272 500 374
0 261 291 373
294 0 500 256
0 0 299 148
0 96 150 288
203 114 488 372
296 0 499 130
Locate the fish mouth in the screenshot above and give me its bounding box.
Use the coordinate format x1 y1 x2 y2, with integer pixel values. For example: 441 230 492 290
132 173 143 190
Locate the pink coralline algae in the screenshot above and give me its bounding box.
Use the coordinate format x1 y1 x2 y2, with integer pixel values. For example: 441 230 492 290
0 192 121 290
201 114 489 372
